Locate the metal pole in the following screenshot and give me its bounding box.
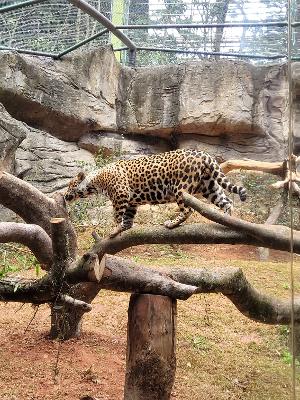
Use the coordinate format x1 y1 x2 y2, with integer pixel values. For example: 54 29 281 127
128 48 136 67
56 29 109 58
134 46 285 60
0 46 57 58
67 0 136 51
115 21 291 30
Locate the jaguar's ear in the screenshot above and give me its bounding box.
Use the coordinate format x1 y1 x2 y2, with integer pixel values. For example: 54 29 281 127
77 171 86 182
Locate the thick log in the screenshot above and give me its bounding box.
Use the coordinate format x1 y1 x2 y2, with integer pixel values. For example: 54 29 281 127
50 217 69 286
49 217 95 339
124 294 176 400
164 267 299 325
49 217 72 339
87 255 197 300
2 258 300 325
91 223 276 261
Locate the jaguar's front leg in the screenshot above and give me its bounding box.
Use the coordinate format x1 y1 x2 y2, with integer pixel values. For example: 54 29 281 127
121 205 137 230
110 204 137 238
164 194 192 229
110 203 127 238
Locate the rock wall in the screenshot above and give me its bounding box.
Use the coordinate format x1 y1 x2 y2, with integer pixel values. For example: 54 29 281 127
0 45 297 196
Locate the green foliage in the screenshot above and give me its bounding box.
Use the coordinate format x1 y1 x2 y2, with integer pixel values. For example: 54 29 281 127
0 246 36 278
94 147 121 169
190 335 211 351
237 171 300 229
281 350 300 366
278 325 290 341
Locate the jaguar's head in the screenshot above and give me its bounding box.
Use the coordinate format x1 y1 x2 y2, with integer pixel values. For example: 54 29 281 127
64 172 86 202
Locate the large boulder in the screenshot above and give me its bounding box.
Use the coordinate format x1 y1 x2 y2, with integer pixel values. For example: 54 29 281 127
120 61 288 136
0 47 120 141
119 61 289 160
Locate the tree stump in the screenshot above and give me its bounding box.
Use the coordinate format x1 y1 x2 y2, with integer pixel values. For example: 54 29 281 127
124 294 177 400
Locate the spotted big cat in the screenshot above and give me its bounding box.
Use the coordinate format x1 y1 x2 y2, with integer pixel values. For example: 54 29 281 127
65 149 246 238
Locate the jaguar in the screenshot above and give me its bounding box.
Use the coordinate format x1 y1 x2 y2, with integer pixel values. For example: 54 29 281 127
65 149 246 238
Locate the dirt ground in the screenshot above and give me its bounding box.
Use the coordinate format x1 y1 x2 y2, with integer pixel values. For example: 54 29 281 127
0 242 299 400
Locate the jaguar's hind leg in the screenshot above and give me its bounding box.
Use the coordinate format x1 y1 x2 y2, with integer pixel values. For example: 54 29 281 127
164 193 192 229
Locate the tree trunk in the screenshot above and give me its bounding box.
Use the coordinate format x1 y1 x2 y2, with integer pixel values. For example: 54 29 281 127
212 0 230 56
124 294 177 400
49 283 101 339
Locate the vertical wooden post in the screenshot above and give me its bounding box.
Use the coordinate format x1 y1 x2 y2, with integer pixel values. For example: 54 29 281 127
124 294 177 400
290 324 300 359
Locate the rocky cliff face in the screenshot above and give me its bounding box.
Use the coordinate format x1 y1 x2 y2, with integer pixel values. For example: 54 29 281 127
0 46 295 195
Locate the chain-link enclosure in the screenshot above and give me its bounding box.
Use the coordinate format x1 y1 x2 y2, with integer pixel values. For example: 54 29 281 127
0 0 299 66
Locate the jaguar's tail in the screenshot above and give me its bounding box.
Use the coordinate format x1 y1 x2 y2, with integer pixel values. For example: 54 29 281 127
205 157 247 202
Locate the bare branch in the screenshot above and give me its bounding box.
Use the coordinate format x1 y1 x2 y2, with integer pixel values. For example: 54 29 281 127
0 222 53 267
182 193 299 253
258 199 284 260
58 294 92 312
220 159 284 175
164 267 299 325
97 255 198 300
91 223 266 260
0 171 57 232
0 171 77 259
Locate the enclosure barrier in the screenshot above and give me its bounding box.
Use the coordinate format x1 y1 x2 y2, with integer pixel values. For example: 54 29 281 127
0 0 299 65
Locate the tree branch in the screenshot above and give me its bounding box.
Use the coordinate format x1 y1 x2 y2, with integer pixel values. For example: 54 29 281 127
0 171 77 259
164 267 299 325
220 159 284 175
58 294 92 312
182 193 299 253
91 223 268 260
258 199 284 260
0 222 53 267
1 256 299 325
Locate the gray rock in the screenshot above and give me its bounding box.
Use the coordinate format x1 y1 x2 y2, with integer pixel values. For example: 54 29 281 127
15 128 95 193
0 47 120 141
118 64 182 137
78 132 171 159
0 102 28 172
119 61 288 146
177 132 286 162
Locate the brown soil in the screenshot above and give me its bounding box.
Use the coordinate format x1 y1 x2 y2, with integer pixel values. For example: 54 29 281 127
0 243 297 400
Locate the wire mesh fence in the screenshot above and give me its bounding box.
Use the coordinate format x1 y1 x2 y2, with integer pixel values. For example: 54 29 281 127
0 0 298 65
